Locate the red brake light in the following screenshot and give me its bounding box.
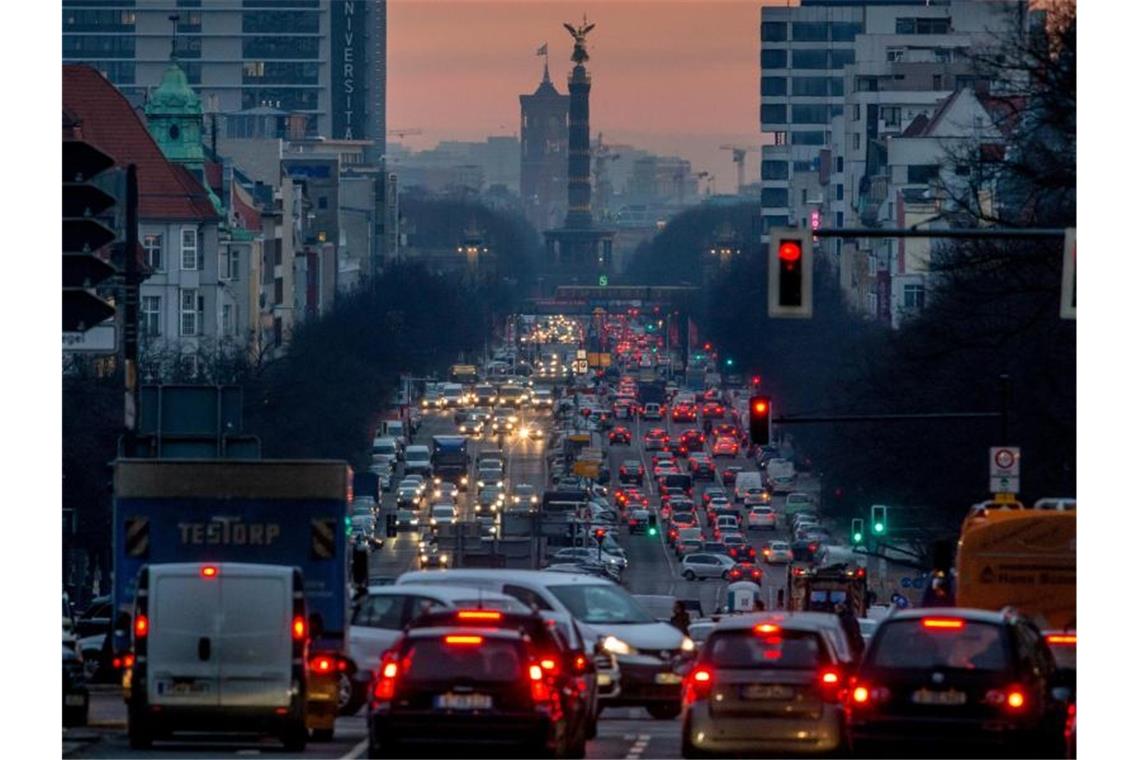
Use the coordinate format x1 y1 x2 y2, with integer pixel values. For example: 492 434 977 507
1006 688 1027 710
821 670 839 685
852 685 870 704
310 655 334 673
373 658 399 700
684 666 714 704
200 565 218 578
457 610 502 622
573 654 588 673
921 617 965 630
1046 634 1076 645
754 623 780 634
444 635 483 646
134 614 149 638
122 653 135 668
540 657 559 673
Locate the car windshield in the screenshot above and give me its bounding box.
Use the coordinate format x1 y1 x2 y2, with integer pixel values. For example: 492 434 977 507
404 637 524 682
549 584 655 624
706 629 829 669
868 620 1009 672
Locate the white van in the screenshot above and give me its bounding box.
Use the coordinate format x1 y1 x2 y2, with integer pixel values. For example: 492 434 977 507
395 569 691 718
127 563 308 750
379 420 407 453
733 471 766 503
371 436 398 461
403 445 432 476
766 458 797 493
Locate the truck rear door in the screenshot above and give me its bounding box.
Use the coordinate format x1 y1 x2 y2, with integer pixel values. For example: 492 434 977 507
148 565 221 707
217 565 293 707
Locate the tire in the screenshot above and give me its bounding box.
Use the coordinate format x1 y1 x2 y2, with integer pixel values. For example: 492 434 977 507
683 569 696 581
565 726 588 759
681 715 706 758
338 672 366 716
281 721 308 751
647 702 682 720
312 727 335 742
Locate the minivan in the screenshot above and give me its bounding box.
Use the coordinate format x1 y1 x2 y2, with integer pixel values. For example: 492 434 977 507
126 563 309 750
733 471 766 502
395 569 693 719
403 445 432 476
371 436 398 461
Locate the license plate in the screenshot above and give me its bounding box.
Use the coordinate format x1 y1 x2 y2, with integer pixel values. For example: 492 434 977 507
64 694 86 706
597 673 614 686
435 693 492 710
742 684 794 700
160 680 210 696
655 672 683 685
912 689 967 705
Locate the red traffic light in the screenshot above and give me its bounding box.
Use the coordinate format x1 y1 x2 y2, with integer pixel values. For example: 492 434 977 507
778 241 802 262
751 375 761 386
753 400 768 414
594 528 606 539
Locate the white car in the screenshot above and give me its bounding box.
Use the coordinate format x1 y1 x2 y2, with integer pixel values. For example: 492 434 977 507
747 505 778 530
642 403 663 420
763 540 793 564
429 504 457 527
680 553 737 581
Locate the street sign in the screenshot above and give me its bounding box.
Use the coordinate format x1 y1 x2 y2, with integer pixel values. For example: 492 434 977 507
62 323 116 353
598 274 608 287
989 446 1020 494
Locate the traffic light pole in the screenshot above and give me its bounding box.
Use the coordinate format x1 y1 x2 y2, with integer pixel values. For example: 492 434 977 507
121 164 140 441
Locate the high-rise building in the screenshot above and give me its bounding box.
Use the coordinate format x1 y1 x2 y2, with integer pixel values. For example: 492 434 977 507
519 62 569 232
62 0 387 162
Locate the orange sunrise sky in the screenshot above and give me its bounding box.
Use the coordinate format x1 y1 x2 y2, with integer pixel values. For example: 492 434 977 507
388 0 788 185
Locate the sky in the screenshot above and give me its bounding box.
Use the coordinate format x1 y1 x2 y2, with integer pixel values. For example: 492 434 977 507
388 0 786 189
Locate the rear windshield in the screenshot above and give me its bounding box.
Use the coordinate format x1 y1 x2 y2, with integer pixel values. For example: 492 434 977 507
665 474 692 487
868 621 1009 672
404 637 525 682
706 629 829 669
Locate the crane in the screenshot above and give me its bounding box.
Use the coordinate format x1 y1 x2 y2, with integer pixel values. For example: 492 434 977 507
388 128 423 139
719 144 759 194
696 171 715 197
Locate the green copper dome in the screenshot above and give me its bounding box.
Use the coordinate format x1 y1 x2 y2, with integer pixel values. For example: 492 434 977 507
145 58 206 166
145 60 201 117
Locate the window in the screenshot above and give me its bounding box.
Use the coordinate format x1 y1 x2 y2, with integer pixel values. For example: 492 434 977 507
857 76 879 92
179 289 199 336
836 156 844 173
761 49 787 69
887 48 905 63
836 184 844 201
761 21 787 42
761 104 788 125
143 234 163 271
62 35 135 58
274 278 284 305
903 283 926 309
761 160 789 180
830 49 855 69
851 103 861 121
801 189 808 204
242 35 320 59
791 49 828 69
792 104 830 124
896 17 951 35
761 76 787 96
791 76 829 97
793 161 813 172
503 584 554 611
220 248 241 281
351 594 407 629
761 188 789 207
762 215 789 232
933 74 944 90
882 106 901 127
896 18 916 34
141 296 160 337
956 75 976 90
852 132 861 151
792 22 828 41
222 304 234 336
830 22 862 42
791 131 826 146
836 211 844 227
180 228 197 270
317 196 328 210
830 77 845 96
242 10 320 34
907 164 940 184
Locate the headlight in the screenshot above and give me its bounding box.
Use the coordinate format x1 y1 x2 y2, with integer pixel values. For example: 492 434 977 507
430 518 437 526
440 554 449 564
602 636 633 656
433 490 441 499
530 495 538 504
460 476 468 485
477 480 485 488
681 637 696 653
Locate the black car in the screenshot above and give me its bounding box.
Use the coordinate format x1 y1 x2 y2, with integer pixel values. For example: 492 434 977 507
618 459 645 486
367 624 572 757
63 642 89 727
847 608 1069 758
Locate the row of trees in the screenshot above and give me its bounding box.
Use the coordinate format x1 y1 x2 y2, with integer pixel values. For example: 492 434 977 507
625 3 1075 529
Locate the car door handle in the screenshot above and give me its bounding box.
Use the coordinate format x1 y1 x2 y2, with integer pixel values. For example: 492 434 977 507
198 637 211 661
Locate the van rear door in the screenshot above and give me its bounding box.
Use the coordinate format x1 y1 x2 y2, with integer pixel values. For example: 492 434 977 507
147 565 221 707
217 565 292 708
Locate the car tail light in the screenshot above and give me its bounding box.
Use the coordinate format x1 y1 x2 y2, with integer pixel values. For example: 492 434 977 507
529 663 553 702
683 666 714 704
1046 634 1076 645
754 623 780 635
122 653 135 668
457 610 502 622
200 565 218 578
921 617 965 630
444 634 483 646
310 654 335 673
134 614 149 639
373 657 400 700
819 668 842 700
291 615 306 640
573 654 589 674
539 656 560 674
985 686 1028 711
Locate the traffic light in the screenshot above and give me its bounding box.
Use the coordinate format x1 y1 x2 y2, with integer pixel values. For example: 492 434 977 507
750 375 762 390
870 505 887 536
593 528 607 545
385 513 397 538
63 137 118 333
851 518 865 545
748 395 772 447
768 228 813 319
647 513 658 537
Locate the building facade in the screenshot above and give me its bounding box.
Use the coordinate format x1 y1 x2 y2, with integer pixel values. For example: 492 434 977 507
62 0 387 160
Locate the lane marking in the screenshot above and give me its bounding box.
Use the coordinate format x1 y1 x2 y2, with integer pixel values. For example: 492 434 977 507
341 737 369 759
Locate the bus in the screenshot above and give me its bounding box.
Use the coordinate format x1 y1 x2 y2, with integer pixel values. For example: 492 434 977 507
955 499 1076 630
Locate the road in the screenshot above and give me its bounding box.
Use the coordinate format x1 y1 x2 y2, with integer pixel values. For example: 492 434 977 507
65 389 819 759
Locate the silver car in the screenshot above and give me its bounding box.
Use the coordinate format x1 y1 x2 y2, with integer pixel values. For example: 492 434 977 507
681 614 846 756
680 553 737 581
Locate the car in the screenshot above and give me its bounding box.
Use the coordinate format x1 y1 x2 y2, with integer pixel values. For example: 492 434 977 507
475 487 504 513
670 511 697 532
63 640 90 727
702 486 727 506
429 504 457 528
396 508 419 531
511 483 540 509
722 533 757 562
551 547 626 576
642 402 664 420
713 514 740 538
707 496 732 516
651 451 676 468
747 505 778 530
618 459 645 486
721 465 743 486
418 546 450 569
711 423 740 442
654 461 680 479
671 403 697 423
677 538 705 559
491 412 519 433
643 427 669 450
609 426 633 445
431 481 459 503
701 540 730 556
701 401 726 419
682 614 847 757
712 436 740 458
791 538 824 563
763 540 793 564
628 508 653 534
396 484 421 509
404 445 433 477
680 429 706 452
726 562 765 584
847 608 1070 757
785 491 816 517
366 624 573 757
680 553 737 581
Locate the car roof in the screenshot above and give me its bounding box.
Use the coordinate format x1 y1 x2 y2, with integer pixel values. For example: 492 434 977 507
362 583 518 602
407 626 525 642
712 611 842 634
884 607 1011 625
396 568 617 588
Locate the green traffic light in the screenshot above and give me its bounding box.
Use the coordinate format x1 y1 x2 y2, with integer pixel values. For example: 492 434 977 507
648 527 658 536
853 532 863 543
726 358 734 367
873 522 885 534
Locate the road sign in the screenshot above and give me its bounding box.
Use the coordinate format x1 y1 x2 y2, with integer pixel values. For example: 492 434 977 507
989 446 1020 494
598 274 608 287
62 323 116 353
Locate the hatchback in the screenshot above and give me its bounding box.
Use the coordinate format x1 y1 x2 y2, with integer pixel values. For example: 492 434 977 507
681 553 736 581
747 506 778 530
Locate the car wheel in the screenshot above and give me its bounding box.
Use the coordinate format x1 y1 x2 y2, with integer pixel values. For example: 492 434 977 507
682 569 696 581
647 702 682 720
